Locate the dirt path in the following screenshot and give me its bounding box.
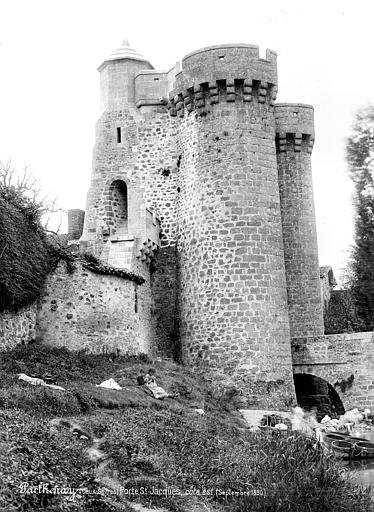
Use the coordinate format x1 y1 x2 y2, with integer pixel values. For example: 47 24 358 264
49 417 170 512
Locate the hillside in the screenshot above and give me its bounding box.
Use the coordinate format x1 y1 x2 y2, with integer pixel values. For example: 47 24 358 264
0 345 372 512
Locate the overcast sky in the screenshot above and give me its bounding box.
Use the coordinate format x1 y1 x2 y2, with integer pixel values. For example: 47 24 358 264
1 0 373 282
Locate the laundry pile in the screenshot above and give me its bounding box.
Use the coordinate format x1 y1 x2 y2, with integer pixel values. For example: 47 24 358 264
318 408 372 434
18 373 65 391
95 378 122 390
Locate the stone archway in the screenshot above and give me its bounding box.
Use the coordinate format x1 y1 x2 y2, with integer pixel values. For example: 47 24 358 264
293 373 345 420
106 180 128 235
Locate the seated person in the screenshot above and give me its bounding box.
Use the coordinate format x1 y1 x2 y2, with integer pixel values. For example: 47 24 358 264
137 368 146 386
143 368 178 400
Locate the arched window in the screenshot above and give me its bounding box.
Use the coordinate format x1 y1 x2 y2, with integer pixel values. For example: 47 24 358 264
106 180 128 234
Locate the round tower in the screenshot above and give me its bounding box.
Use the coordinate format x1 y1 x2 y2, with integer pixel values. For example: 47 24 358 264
275 104 324 337
98 39 154 112
168 44 296 408
80 40 153 252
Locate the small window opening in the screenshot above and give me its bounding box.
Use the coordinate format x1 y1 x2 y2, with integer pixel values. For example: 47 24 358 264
219 55 225 60
117 127 122 143
134 285 138 313
293 112 298 117
154 77 159 81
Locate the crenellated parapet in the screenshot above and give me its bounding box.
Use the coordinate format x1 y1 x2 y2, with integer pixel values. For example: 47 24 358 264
275 104 315 153
167 44 278 117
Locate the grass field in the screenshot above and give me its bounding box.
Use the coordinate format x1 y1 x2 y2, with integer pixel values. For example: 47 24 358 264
0 344 372 511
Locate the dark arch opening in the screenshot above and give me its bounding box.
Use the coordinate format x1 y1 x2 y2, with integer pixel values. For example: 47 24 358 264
293 373 345 421
107 180 128 234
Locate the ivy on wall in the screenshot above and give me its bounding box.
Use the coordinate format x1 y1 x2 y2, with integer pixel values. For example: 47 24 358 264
0 187 56 312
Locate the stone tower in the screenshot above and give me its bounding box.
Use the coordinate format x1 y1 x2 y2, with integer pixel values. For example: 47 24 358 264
275 104 324 337
80 41 324 408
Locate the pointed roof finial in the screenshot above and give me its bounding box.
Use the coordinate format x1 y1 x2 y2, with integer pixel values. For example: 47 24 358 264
98 39 152 71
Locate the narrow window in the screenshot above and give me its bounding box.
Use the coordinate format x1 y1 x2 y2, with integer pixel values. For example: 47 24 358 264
117 127 122 143
134 285 138 313
219 55 225 60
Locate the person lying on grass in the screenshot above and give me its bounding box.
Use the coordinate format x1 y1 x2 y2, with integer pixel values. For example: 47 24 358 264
138 368 178 400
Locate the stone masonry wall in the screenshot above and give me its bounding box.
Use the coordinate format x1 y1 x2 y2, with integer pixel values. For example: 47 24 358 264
81 106 180 356
68 209 85 240
292 332 374 410
0 304 37 351
80 109 140 255
136 114 179 245
165 45 297 408
175 99 295 408
36 260 150 354
150 245 180 359
82 108 179 246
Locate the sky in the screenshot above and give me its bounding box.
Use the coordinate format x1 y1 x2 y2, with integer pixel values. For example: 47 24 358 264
0 0 374 283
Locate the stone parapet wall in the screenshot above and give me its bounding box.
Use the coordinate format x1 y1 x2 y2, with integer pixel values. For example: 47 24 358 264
135 70 169 107
168 45 278 118
0 304 37 351
178 44 277 89
275 104 315 138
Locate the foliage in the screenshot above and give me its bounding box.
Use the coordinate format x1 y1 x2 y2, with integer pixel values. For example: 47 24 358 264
324 289 366 334
81 252 145 285
0 162 60 312
345 105 374 329
0 160 143 311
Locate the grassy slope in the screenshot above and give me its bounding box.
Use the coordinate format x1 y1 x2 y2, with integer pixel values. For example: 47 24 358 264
0 345 372 512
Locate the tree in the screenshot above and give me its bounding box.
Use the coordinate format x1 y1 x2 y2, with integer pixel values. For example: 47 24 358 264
346 104 374 329
0 160 62 230
0 161 62 312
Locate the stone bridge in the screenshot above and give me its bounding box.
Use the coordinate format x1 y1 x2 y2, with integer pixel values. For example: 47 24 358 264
292 332 374 415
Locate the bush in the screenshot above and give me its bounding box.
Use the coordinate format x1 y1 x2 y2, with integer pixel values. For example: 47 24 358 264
324 289 366 334
0 183 57 312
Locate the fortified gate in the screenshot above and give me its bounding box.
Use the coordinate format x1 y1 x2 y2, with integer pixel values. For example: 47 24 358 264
67 40 372 411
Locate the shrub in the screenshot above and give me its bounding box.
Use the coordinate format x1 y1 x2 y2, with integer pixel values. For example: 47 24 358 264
0 179 59 312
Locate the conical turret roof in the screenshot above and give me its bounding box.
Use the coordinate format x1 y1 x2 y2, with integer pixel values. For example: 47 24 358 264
98 39 153 71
